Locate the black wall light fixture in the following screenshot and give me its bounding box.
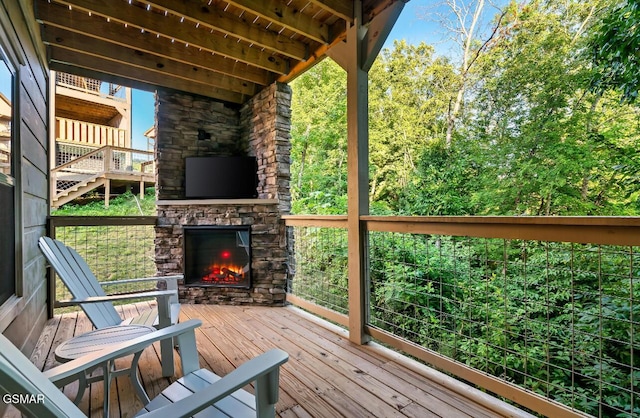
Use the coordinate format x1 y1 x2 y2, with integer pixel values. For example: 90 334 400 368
197 128 211 140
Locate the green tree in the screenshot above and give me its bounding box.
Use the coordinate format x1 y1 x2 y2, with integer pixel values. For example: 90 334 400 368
465 0 639 215
290 59 348 214
368 41 455 208
398 141 479 215
590 0 640 102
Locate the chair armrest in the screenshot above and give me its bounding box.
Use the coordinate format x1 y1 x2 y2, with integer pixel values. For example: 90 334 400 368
99 275 183 286
141 348 289 418
99 276 181 306
56 289 177 307
44 319 202 385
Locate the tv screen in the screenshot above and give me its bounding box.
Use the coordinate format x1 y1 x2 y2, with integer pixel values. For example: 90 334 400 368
185 156 258 199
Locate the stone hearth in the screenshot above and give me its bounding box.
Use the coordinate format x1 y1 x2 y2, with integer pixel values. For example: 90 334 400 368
154 83 291 306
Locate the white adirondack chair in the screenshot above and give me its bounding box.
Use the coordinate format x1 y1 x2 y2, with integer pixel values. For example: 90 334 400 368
38 236 181 376
0 319 289 418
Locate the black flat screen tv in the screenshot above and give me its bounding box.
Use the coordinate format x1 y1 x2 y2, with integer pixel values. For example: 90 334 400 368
185 156 258 199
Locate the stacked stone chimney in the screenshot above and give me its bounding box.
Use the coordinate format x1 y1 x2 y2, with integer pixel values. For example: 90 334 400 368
154 83 291 305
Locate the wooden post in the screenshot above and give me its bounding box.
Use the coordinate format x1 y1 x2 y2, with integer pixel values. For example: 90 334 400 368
104 179 110 208
346 0 370 345
339 0 405 345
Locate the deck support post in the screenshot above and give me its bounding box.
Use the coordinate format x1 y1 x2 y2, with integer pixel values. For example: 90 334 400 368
104 179 110 207
343 0 406 345
345 0 370 345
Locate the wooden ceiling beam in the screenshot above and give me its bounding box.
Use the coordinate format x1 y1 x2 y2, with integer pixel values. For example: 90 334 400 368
35 0 273 86
49 48 246 103
47 0 289 74
137 0 309 61
42 26 260 96
307 0 354 22
225 0 331 44
279 0 401 83
363 0 402 24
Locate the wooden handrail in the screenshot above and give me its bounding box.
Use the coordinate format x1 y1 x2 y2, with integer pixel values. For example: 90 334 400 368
106 145 153 156
52 145 107 173
53 145 153 174
48 216 157 228
283 214 640 246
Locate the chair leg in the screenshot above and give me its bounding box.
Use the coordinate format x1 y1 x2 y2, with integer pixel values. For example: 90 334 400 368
103 362 112 418
72 373 88 405
129 351 150 404
160 338 175 377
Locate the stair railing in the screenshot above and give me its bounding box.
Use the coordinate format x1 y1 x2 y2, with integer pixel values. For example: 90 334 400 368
52 145 155 201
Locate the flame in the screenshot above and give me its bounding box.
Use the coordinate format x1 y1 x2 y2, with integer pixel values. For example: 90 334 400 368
202 264 245 282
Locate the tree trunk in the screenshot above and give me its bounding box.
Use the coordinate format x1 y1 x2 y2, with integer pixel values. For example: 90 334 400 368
444 0 485 148
296 124 312 191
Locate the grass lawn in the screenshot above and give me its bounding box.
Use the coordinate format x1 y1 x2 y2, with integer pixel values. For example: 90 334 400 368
51 189 159 309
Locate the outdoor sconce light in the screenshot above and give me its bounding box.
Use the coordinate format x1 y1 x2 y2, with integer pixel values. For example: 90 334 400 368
197 129 211 140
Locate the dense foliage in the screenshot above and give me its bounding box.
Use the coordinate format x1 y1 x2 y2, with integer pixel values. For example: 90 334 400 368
290 0 640 217
289 1 640 416
590 0 640 103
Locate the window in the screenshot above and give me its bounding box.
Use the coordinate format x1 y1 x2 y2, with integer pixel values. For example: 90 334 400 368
0 49 15 305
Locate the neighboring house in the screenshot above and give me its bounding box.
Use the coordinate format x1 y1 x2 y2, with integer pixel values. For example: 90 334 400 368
143 125 155 152
52 72 154 208
0 92 10 176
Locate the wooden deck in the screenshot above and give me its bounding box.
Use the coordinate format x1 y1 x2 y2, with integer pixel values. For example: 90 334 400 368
11 303 532 417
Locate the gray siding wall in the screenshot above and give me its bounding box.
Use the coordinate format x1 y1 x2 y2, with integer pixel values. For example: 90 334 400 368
0 1 50 356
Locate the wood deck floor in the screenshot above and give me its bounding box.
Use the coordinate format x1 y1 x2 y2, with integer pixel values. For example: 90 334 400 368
11 302 532 418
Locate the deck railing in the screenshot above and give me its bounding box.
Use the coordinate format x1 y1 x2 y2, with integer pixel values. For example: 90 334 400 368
0 148 9 175
45 214 640 417
56 117 128 148
53 145 154 196
284 215 640 418
47 216 157 314
55 73 126 101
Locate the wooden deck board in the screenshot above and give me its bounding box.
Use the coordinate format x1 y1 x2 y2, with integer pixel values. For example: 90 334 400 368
218 306 410 417
28 303 530 418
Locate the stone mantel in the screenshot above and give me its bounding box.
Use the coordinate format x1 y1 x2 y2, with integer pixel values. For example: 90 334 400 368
157 199 279 206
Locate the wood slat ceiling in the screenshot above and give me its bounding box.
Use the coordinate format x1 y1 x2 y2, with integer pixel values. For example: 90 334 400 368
34 0 398 104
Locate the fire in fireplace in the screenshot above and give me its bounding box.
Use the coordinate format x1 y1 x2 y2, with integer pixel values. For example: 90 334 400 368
183 226 251 288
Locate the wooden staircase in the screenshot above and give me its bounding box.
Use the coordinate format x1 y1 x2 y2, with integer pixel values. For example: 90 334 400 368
53 174 107 208
52 145 154 208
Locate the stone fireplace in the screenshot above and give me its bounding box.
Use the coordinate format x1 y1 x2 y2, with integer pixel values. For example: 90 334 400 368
154 82 291 305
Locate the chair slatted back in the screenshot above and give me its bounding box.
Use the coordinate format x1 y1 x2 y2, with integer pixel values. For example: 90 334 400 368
0 333 85 418
39 237 122 329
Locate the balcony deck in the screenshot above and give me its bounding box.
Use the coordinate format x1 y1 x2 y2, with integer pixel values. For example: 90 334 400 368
16 302 530 418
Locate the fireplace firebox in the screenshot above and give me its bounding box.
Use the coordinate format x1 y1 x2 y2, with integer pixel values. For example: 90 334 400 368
183 226 251 288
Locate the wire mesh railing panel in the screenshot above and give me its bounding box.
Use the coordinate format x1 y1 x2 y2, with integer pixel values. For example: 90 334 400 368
287 226 349 315
56 143 101 167
52 223 157 309
56 72 126 100
108 149 154 173
56 72 101 92
367 232 639 417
